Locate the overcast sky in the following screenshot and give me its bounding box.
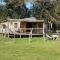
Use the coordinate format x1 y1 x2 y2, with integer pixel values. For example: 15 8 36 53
0 0 6 5
0 0 56 5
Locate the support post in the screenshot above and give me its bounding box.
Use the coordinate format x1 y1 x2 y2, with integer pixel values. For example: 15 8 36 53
43 23 45 40
2 25 3 36
14 33 15 40
8 21 9 38
29 33 31 44
29 28 33 44
3 28 6 38
14 27 15 40
20 22 21 38
2 23 4 37
30 28 32 38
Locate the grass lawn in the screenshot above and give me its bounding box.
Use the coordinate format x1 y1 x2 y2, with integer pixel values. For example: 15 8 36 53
0 36 60 60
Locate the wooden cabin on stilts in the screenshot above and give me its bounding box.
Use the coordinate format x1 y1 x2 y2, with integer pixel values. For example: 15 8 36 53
0 17 46 39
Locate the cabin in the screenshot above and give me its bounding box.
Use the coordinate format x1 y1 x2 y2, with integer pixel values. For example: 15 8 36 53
0 17 47 37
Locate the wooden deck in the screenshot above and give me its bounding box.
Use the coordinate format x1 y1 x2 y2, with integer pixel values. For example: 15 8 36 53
0 28 44 38
6 33 43 38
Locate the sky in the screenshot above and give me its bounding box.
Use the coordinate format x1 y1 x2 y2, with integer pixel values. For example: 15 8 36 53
0 0 6 5
0 0 56 6
0 0 33 9
25 2 33 9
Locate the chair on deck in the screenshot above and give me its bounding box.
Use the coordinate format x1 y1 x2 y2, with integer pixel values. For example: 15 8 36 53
46 34 53 40
51 33 59 40
46 33 59 40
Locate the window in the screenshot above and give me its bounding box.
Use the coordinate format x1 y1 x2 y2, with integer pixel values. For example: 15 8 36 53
14 23 17 28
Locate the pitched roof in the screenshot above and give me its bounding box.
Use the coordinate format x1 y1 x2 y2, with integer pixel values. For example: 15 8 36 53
7 17 44 22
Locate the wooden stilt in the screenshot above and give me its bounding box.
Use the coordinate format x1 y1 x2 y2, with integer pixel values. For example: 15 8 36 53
30 28 32 38
4 29 6 38
43 23 45 40
14 32 15 40
20 22 21 38
8 21 9 38
29 33 31 44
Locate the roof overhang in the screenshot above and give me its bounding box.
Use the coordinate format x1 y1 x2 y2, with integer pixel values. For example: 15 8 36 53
7 17 44 22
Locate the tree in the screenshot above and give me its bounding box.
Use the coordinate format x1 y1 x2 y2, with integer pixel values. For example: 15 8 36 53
1 0 60 22
0 5 7 22
33 0 60 23
5 0 33 19
4 0 25 19
32 0 60 32
15 3 27 19
52 0 60 21
33 0 55 22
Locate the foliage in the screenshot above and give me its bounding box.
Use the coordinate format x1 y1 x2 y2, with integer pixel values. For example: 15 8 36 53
32 0 60 23
0 0 60 22
33 0 55 22
0 6 7 22
4 0 32 19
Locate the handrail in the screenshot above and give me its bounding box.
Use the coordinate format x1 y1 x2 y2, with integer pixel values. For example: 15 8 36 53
19 28 43 30
1 24 43 34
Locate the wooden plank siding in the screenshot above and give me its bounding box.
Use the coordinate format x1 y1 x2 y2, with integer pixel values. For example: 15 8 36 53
20 22 27 33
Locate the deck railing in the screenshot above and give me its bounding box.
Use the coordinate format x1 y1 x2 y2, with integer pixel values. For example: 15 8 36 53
0 28 43 34
19 28 43 35
0 27 44 38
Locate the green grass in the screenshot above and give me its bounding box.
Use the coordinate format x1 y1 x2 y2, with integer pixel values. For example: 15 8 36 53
0 36 60 60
